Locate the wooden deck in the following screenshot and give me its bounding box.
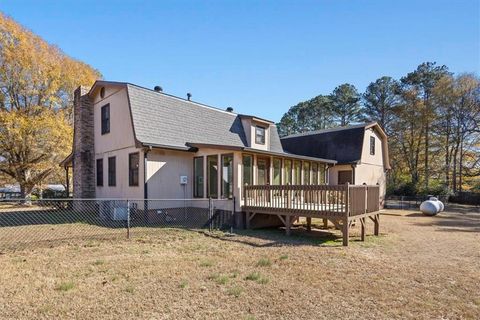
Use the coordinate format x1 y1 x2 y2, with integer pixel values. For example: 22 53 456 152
242 184 381 246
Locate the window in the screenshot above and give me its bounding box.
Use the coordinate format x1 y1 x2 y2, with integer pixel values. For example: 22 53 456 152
255 126 266 144
129 153 139 186
284 159 292 185
194 157 204 198
96 158 103 187
273 158 281 185
221 154 233 199
294 160 301 185
243 155 253 186
101 104 110 134
207 155 218 198
257 158 269 185
303 162 311 185
312 163 318 185
370 136 375 155
108 156 116 186
100 87 105 98
338 170 352 185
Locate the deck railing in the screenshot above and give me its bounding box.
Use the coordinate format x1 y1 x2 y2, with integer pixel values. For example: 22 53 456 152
243 184 380 217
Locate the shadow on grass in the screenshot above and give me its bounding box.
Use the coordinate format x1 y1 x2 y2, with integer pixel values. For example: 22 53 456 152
406 211 480 233
199 224 348 248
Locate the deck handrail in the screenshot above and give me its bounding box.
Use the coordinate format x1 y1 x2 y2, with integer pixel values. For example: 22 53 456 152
242 184 380 217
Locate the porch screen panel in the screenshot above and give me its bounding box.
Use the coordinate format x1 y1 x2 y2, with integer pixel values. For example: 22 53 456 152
284 159 292 185
207 155 218 198
294 160 301 185
257 159 268 185
319 164 326 184
303 162 311 185
194 157 204 198
273 158 281 185
222 154 233 199
312 163 318 184
243 155 253 186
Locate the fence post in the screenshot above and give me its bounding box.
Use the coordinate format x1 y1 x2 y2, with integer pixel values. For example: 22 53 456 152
208 197 212 232
231 197 235 234
126 200 131 239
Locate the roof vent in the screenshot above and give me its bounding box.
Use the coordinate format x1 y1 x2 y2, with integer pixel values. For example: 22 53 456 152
187 93 192 101
154 86 163 92
226 107 234 112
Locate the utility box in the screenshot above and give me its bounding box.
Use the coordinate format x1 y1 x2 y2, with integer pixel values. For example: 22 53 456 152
180 175 188 185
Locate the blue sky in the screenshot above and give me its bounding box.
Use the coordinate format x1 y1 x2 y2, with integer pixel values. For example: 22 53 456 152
2 0 479 122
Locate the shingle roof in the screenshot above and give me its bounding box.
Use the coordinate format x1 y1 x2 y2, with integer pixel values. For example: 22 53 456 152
281 124 371 164
126 84 285 153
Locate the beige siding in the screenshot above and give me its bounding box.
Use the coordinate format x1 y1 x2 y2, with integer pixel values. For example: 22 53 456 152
95 147 144 199
93 85 143 199
361 128 384 166
146 149 194 199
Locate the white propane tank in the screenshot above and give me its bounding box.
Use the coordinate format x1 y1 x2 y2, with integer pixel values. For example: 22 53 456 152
429 197 445 212
420 200 440 216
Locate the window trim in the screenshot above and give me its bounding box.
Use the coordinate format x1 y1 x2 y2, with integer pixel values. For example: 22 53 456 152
108 156 116 187
193 156 204 198
101 103 110 135
221 153 234 199
255 126 266 145
370 136 375 155
128 152 140 187
96 158 103 187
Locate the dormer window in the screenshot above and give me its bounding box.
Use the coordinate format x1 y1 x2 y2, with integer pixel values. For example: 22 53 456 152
370 136 375 155
255 126 266 144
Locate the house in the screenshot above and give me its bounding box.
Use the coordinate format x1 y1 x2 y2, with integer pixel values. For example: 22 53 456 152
61 81 336 205
61 81 387 233
280 123 390 206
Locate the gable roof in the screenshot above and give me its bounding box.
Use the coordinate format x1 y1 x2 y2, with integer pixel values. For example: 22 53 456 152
281 122 390 168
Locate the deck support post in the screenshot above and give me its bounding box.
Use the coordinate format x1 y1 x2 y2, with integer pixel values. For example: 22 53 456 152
246 212 250 229
306 217 312 231
342 218 349 246
285 215 291 236
374 214 379 236
360 217 366 241
322 218 328 229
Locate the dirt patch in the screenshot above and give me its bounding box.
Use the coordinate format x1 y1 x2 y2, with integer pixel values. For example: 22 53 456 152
0 210 479 319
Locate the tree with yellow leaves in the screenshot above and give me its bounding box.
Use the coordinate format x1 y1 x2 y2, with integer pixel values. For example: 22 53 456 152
0 13 101 197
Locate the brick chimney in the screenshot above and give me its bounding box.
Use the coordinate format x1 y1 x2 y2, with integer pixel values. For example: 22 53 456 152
72 86 95 198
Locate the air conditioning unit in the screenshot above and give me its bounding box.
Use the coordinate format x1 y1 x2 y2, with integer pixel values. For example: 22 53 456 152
113 207 128 221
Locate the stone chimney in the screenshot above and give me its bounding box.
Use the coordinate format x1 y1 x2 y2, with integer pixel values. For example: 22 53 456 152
72 86 95 198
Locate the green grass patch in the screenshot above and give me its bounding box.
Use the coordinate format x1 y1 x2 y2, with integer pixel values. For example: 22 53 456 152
56 281 75 292
179 280 188 289
124 285 135 293
208 273 229 285
93 259 105 266
245 272 269 284
199 260 214 267
227 286 243 298
256 258 272 267
279 255 288 260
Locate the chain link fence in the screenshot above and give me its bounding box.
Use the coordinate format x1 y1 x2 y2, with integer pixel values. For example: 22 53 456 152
385 195 449 210
0 198 234 251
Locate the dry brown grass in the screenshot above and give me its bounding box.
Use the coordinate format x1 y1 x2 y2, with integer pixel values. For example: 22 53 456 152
0 209 479 319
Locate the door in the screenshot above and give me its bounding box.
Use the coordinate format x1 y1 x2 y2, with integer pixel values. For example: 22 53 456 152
338 170 353 185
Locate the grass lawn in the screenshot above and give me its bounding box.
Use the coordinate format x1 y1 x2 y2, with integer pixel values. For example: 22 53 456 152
0 209 479 319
